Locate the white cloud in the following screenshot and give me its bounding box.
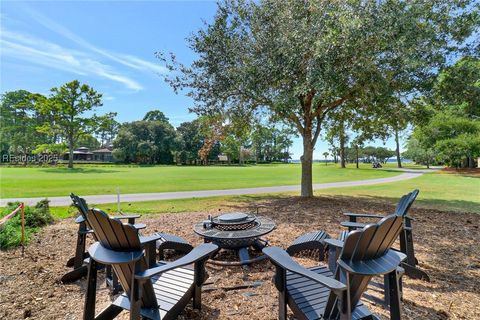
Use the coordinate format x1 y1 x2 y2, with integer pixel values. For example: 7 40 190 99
1 4 168 91
22 5 168 75
0 30 143 91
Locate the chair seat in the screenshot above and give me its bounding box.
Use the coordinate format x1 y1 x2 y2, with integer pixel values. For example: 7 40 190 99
113 264 195 320
151 265 194 310
286 266 372 320
287 231 330 255
154 233 194 260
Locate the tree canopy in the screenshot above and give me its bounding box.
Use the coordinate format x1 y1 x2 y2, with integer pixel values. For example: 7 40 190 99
406 56 480 168
113 111 177 164
161 0 478 196
37 80 103 168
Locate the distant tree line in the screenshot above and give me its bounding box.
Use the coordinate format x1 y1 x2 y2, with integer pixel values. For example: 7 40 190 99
321 56 480 170
403 57 480 169
113 110 295 165
0 81 118 168
0 81 295 167
326 146 396 166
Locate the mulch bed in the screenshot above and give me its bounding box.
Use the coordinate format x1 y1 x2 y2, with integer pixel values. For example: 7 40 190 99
1 195 479 319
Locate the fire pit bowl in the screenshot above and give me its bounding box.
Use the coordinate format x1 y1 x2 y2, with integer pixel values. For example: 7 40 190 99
193 212 276 266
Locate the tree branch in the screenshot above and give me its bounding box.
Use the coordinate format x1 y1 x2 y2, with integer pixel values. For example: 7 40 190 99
288 112 304 135
312 115 322 147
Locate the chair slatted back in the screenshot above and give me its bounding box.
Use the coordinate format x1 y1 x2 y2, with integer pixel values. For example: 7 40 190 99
403 189 419 215
70 193 88 216
70 193 99 242
393 194 410 216
394 189 419 217
325 215 403 318
86 208 157 308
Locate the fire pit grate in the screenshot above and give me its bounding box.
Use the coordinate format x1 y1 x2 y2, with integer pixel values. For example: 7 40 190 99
193 212 276 266
208 212 257 231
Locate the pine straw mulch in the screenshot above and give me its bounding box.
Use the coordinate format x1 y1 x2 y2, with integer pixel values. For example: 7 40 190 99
0 195 479 320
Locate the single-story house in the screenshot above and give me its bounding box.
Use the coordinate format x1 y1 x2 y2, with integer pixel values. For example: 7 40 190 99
92 148 114 162
62 147 94 161
62 147 114 162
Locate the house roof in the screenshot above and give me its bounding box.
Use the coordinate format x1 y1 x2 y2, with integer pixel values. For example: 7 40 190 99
63 150 93 155
92 148 112 153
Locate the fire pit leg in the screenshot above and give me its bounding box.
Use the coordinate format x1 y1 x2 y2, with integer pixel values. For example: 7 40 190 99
238 247 251 271
253 239 268 251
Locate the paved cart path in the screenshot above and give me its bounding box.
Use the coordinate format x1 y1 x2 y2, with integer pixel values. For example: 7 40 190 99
0 169 431 207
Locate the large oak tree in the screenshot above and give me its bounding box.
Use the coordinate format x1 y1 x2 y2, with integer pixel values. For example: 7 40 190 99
161 0 478 196
37 80 103 168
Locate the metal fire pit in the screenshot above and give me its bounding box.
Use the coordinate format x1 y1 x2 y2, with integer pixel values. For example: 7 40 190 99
193 212 275 266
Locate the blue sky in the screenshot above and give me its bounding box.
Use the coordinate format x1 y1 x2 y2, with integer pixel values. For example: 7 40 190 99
1 0 400 160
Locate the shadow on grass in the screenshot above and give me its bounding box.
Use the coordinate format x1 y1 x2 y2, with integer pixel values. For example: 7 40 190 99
313 193 479 214
38 167 122 174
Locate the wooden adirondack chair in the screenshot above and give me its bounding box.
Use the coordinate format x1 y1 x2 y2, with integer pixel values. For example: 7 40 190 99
340 190 428 281
83 208 218 320
341 190 418 231
63 194 193 287
62 194 146 286
264 214 406 320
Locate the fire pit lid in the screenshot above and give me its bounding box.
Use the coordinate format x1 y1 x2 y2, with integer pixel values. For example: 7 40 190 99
217 212 248 223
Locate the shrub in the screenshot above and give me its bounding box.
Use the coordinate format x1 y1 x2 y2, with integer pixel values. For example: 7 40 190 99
0 199 53 249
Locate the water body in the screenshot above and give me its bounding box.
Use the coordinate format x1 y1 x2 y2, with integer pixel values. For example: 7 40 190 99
289 159 413 163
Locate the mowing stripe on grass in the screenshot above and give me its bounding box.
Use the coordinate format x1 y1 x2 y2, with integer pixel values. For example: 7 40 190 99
0 172 422 207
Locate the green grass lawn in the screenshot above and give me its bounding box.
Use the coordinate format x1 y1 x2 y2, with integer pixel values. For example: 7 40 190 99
380 162 432 170
0 163 400 198
317 171 480 213
46 170 479 219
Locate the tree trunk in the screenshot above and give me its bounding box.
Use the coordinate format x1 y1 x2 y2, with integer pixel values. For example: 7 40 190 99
68 139 74 169
340 142 346 168
355 145 359 169
300 135 314 197
468 156 474 168
395 128 402 168
239 145 243 165
339 122 346 168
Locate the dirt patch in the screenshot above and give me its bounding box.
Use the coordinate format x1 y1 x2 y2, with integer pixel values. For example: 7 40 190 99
441 167 480 176
1 195 479 319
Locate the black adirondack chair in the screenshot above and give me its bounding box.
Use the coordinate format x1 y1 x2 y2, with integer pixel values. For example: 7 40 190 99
264 214 406 320
62 194 146 286
83 208 218 320
340 190 429 281
62 194 193 287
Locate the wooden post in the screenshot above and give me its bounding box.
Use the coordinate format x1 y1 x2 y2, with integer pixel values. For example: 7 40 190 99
21 203 25 255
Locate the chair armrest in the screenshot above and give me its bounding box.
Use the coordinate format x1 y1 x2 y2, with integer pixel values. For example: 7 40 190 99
111 214 140 220
79 229 94 235
343 212 385 219
323 238 344 249
263 246 346 295
88 242 144 265
139 234 163 245
132 223 146 230
340 221 368 230
135 243 218 280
